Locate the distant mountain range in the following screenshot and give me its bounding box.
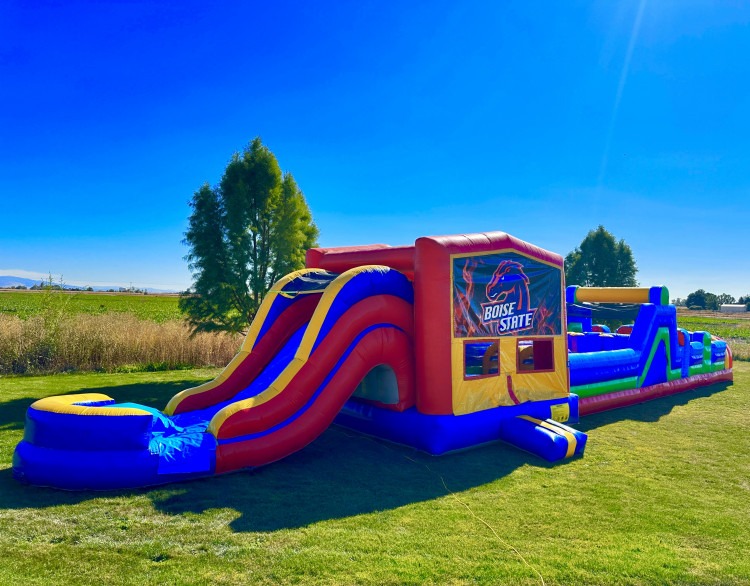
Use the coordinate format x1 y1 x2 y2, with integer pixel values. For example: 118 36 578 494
0 275 178 294
0 276 41 289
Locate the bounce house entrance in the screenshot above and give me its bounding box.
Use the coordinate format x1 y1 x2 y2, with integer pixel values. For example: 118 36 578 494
353 365 401 407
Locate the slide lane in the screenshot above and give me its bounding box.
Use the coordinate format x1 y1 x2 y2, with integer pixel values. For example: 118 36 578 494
166 269 336 415
215 324 414 471
209 266 415 472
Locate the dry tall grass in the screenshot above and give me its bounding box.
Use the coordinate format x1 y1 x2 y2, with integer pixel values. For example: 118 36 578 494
0 314 242 375
3 309 744 376
729 340 750 362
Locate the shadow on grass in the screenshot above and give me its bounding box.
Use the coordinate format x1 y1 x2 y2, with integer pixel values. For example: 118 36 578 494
0 398 35 431
154 427 544 532
0 425 538 531
0 377 733 532
574 381 733 433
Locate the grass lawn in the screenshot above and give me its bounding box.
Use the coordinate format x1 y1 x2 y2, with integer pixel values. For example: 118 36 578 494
0 365 749 585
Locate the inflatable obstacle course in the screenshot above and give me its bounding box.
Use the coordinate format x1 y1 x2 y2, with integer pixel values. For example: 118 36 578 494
13 232 732 490
566 285 732 415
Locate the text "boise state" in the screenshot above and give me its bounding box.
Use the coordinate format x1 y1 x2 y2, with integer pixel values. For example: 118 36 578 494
480 301 536 334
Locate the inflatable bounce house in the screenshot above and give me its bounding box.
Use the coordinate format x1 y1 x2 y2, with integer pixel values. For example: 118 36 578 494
13 232 733 490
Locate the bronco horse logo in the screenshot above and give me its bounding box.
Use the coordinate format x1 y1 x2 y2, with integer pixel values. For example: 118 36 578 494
481 261 536 334
486 261 531 308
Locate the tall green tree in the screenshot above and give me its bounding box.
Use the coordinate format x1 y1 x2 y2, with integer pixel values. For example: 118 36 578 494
180 138 319 334
565 225 638 287
685 289 708 309
716 293 736 306
686 289 723 310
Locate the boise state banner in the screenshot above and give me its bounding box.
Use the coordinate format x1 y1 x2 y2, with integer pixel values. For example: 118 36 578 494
453 252 562 338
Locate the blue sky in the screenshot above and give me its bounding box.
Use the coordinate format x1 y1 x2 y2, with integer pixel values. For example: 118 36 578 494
1 1 748 298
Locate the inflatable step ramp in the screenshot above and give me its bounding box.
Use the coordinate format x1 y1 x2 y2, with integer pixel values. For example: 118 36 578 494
498 415 587 462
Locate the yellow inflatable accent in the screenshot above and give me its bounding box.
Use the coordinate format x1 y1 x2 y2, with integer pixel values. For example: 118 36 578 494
450 336 568 415
574 287 651 304
32 394 151 416
241 268 334 353
164 351 249 415
519 415 577 458
550 402 570 423
207 266 389 437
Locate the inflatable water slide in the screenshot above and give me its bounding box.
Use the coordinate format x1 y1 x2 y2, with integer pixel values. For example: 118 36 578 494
12 232 733 490
13 266 415 489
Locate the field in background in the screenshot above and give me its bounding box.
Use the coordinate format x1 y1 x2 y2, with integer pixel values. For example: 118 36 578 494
0 364 747 585
0 291 240 375
0 314 241 375
676 309 750 361
0 290 181 322
0 291 747 375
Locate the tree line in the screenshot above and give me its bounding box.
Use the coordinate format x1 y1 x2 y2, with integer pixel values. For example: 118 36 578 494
673 291 750 311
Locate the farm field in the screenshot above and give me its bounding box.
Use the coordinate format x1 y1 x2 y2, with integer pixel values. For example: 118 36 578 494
676 310 750 361
2 290 748 339
0 290 181 323
0 291 239 375
0 291 747 376
0 364 748 585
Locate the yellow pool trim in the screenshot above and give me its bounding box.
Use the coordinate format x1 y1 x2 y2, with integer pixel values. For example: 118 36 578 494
207 265 391 438
164 268 334 416
31 393 152 417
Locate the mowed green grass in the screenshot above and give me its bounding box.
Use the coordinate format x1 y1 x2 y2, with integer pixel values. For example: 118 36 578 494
0 291 181 322
0 365 749 585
